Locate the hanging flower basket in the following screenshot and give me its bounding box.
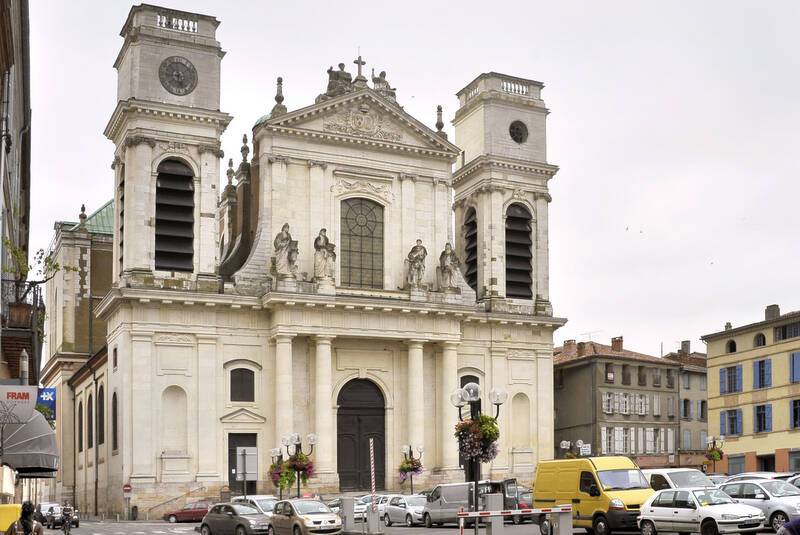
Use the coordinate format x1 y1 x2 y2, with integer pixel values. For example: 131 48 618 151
398 457 423 482
454 413 500 463
278 452 316 491
269 462 284 489
706 446 724 462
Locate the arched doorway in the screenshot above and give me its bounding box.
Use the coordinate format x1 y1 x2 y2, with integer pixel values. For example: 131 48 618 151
337 379 385 491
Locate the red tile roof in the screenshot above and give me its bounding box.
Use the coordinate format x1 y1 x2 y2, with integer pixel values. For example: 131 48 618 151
663 351 707 369
554 340 679 367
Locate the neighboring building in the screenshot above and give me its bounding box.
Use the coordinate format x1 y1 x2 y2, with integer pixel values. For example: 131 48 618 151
664 340 708 468
40 202 114 508
703 304 800 474
554 336 681 468
47 4 566 516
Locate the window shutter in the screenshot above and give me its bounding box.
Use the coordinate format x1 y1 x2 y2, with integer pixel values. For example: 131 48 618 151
720 410 727 435
688 399 693 419
753 361 759 389
615 428 623 453
667 428 675 453
765 359 772 387
735 365 743 392
629 427 635 453
753 406 758 433
637 428 645 454
792 353 800 383
601 427 608 454
645 395 650 414
697 400 703 420
736 409 742 434
720 368 727 394
613 392 620 413
660 428 667 452
766 404 772 432
653 395 661 416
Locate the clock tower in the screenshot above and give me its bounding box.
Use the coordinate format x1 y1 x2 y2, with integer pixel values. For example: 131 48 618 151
105 4 231 290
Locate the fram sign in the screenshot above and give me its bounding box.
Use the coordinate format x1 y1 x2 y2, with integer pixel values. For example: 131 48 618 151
0 386 38 424
6 391 31 400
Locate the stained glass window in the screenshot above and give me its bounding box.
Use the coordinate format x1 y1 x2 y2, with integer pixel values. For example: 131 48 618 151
340 198 384 289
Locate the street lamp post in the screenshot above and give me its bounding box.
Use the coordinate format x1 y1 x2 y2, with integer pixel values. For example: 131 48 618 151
450 382 507 535
706 435 725 473
401 444 424 495
270 448 284 499
282 432 317 498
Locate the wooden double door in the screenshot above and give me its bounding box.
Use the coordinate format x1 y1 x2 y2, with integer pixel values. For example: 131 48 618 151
337 379 385 491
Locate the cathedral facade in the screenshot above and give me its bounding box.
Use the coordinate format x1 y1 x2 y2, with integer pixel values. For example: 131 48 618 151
56 4 565 514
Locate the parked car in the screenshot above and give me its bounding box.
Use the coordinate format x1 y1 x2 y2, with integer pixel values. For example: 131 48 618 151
383 495 427 527
533 456 653 535
708 475 729 487
232 496 279 517
35 503 57 524
643 468 715 490
376 495 400 519
516 491 534 523
423 479 520 527
638 487 763 535
164 501 212 523
326 498 341 515
45 505 80 529
268 499 341 535
200 502 271 535
789 475 800 489
720 479 800 531
723 472 798 484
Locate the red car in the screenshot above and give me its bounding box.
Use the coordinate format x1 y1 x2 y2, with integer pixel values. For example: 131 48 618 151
164 501 212 523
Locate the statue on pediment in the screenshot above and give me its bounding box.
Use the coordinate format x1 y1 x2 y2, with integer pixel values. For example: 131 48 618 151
438 242 461 290
372 69 396 103
313 228 336 281
273 223 298 278
406 239 428 289
324 63 353 98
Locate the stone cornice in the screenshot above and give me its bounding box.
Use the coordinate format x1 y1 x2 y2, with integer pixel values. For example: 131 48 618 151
198 144 224 158
454 89 549 124
453 155 559 187
104 99 232 142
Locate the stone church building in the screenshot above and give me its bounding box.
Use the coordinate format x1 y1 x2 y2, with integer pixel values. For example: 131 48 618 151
43 4 565 514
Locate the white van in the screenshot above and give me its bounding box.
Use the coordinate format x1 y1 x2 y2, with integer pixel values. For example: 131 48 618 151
642 468 715 490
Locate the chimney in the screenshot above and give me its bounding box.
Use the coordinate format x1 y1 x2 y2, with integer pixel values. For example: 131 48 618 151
765 304 780 321
564 339 576 354
611 336 623 352
19 349 29 385
577 342 587 357
680 340 691 355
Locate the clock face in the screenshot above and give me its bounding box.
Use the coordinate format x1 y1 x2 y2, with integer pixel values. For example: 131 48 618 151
158 56 198 96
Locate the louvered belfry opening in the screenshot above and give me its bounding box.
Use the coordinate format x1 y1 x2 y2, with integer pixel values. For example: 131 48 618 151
155 159 195 272
463 208 478 292
505 203 533 299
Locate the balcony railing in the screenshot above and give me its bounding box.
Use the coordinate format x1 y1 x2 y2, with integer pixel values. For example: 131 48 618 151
156 14 198 33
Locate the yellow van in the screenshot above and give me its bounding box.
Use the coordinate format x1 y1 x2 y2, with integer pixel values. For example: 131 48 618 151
533 456 654 535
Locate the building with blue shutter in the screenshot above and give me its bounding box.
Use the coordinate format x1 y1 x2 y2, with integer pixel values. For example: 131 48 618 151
664 341 708 468
703 304 800 474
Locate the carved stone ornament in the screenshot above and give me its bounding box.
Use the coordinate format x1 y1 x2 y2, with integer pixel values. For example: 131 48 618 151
198 144 225 158
512 188 528 201
159 141 190 154
153 333 194 344
124 135 157 149
323 104 402 142
158 56 198 96
330 178 394 203
111 155 122 170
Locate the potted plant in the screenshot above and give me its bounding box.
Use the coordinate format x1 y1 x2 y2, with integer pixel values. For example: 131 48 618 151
398 457 423 483
454 413 501 463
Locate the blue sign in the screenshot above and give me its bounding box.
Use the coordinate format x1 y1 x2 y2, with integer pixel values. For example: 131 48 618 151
37 388 56 420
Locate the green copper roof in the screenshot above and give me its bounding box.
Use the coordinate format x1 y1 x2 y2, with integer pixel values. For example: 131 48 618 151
70 199 114 235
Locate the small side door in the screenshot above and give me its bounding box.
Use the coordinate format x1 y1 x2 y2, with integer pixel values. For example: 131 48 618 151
270 502 286 535
737 483 767 514
648 491 676 532
205 505 225 533
427 487 442 522
673 490 699 532
576 471 602 527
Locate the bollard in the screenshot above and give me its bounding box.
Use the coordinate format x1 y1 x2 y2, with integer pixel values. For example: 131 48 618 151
484 494 503 535
553 509 573 535
365 505 382 534
341 497 356 533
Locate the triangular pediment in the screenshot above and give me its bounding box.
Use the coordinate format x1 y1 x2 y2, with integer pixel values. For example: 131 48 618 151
220 407 267 424
263 89 460 158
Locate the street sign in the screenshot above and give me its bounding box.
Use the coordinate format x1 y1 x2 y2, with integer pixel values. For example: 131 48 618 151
235 447 258 482
122 483 132 498
579 444 591 456
0 386 38 425
37 388 56 420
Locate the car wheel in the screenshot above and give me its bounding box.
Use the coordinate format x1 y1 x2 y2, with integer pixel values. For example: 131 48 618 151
424 514 432 528
512 515 522 525
771 512 789 531
168 515 178 523
593 515 611 535
294 526 302 535
701 519 719 535
641 520 657 535
201 524 212 535
236 526 247 535
385 514 393 527
540 518 552 535
406 514 414 527
267 526 274 535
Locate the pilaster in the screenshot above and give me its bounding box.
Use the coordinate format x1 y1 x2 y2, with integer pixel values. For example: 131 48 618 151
439 342 460 469
130 330 155 481
274 333 295 444
196 335 220 480
406 340 425 451
314 335 335 473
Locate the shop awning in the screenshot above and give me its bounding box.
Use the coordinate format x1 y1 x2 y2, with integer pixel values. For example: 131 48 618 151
1 410 58 475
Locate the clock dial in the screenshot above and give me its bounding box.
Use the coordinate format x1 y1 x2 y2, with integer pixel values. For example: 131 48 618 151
158 56 198 96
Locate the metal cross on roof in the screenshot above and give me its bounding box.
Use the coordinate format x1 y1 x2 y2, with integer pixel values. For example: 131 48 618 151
354 55 366 78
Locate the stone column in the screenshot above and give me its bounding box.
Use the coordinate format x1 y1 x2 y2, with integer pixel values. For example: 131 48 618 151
274 334 295 443
535 193 551 304
440 342 460 469
314 335 335 473
130 331 154 480
407 340 425 450
536 353 554 461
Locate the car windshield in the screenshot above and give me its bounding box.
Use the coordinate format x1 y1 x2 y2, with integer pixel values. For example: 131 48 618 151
761 480 800 497
406 497 427 507
295 501 332 515
693 489 734 506
597 469 650 490
257 500 277 511
669 471 715 488
358 496 373 504
233 504 260 515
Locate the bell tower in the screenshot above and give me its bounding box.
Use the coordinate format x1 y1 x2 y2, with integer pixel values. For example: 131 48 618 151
105 4 231 290
452 73 558 314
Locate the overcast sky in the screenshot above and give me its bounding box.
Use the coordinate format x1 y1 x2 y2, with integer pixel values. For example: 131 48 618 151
28 1 800 356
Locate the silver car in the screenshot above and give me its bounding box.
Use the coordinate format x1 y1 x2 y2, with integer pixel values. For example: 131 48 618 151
383 495 426 527
720 479 800 531
723 472 798 484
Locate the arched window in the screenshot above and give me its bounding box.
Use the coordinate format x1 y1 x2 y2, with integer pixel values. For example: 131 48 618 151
505 203 533 299
155 159 194 271
230 368 255 402
726 340 737 353
463 207 478 292
77 401 83 452
340 198 384 289
112 393 118 451
754 333 766 347
97 386 105 445
87 394 94 448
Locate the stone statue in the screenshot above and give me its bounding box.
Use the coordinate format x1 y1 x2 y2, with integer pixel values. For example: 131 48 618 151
439 242 461 289
325 63 353 98
371 69 396 102
313 228 336 280
406 239 428 288
273 223 298 277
